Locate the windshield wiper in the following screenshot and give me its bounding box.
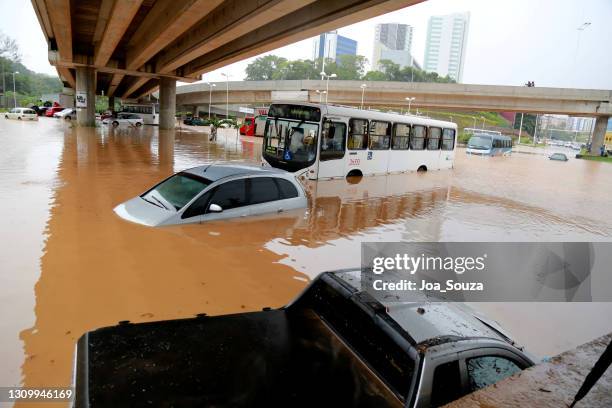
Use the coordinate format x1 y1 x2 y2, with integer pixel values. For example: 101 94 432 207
142 196 164 209
150 194 169 210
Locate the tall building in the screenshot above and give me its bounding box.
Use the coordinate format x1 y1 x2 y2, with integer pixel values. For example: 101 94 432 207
372 23 415 70
424 12 470 82
312 31 357 62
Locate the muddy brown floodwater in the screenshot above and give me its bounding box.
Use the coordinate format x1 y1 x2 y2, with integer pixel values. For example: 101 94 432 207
1 118 612 406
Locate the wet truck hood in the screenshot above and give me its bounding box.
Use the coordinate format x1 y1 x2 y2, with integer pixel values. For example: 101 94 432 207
74 309 402 408
113 196 173 226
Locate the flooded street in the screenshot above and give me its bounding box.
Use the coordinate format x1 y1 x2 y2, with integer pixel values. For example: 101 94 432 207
1 117 612 396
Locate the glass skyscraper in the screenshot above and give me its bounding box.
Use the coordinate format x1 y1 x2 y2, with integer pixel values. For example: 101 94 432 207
312 31 357 61
424 12 470 82
372 23 414 70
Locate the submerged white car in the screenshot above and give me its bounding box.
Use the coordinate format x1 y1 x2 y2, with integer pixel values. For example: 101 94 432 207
4 107 38 121
102 113 144 127
53 108 76 120
114 164 307 226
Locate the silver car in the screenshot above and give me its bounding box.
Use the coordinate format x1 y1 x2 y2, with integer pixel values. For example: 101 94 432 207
114 164 307 226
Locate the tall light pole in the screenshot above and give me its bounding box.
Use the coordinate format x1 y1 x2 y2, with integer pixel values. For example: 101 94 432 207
360 83 367 109
207 82 216 119
573 22 591 82
405 97 415 114
533 114 539 146
472 117 476 130
517 112 524 144
320 72 336 104
221 73 230 118
12 71 19 108
481 116 485 130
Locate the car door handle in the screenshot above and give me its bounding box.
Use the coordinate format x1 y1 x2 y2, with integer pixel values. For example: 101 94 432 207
277 208 284 213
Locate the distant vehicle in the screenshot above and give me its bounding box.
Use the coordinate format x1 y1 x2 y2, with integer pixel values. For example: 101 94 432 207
114 164 307 226
239 116 255 136
183 117 207 126
466 133 513 156
4 107 38 121
45 106 64 117
549 153 568 161
102 113 144 127
53 108 76 120
262 103 457 180
73 270 534 407
119 103 158 125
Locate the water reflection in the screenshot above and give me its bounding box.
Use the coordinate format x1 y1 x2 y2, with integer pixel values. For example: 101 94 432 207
1 121 611 392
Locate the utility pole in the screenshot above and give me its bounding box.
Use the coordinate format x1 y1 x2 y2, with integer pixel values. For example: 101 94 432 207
533 114 539 146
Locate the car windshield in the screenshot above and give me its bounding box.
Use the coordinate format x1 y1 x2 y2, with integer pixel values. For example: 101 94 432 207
143 173 211 210
468 135 492 149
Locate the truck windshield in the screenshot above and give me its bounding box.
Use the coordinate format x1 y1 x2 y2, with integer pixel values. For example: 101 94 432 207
467 135 492 150
142 173 211 210
264 118 318 163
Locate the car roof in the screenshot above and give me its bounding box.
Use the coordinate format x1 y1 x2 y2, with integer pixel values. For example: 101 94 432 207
334 270 514 346
182 163 292 182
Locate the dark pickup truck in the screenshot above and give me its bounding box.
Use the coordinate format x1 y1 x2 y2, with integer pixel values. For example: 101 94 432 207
74 271 533 407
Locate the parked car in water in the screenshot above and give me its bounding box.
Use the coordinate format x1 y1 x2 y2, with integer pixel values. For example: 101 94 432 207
4 107 38 121
114 164 307 226
53 108 76 120
102 113 144 127
549 153 569 161
45 106 64 117
72 270 534 407
183 116 207 126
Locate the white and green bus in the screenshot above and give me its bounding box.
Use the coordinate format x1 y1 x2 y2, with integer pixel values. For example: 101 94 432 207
262 103 457 180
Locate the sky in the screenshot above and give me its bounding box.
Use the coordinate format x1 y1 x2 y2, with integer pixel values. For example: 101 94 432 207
1 0 611 90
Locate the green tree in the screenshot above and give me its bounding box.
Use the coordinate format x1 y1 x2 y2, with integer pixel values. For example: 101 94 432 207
362 70 388 81
513 113 536 136
335 54 367 80
273 59 319 80
245 55 287 80
376 59 401 81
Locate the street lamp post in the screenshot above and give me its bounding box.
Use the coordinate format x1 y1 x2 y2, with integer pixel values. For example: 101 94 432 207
207 82 216 119
481 116 485 130
405 97 415 114
360 83 367 109
12 71 18 108
319 72 336 104
221 73 230 118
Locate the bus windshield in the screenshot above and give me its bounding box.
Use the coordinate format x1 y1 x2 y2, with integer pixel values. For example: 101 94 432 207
264 118 318 164
467 135 492 150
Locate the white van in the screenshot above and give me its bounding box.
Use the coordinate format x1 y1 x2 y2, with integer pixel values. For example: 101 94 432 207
4 108 38 121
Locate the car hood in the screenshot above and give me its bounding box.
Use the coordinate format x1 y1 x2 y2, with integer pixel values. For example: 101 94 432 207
114 196 173 226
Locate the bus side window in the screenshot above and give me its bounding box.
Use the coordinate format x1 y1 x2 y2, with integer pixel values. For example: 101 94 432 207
428 127 442 150
348 118 368 150
442 129 455 150
410 125 426 150
392 123 410 150
321 121 346 161
369 121 391 150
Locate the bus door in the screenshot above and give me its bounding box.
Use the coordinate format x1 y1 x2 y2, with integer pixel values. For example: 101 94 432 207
346 118 369 177
318 119 347 179
366 120 391 175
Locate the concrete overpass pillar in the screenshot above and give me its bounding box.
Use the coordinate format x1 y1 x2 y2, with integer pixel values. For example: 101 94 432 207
75 67 96 127
589 116 609 154
108 96 115 112
159 77 176 130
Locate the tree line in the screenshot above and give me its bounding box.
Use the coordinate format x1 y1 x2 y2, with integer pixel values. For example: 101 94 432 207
245 54 455 83
1 31 63 108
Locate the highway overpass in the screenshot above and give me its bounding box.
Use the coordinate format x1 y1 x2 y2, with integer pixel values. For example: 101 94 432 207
176 80 612 148
31 0 423 128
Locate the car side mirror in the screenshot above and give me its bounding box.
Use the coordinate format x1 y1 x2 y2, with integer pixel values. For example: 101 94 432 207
208 203 223 213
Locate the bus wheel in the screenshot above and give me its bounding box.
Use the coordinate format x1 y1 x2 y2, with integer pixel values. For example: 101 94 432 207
135 122 142 127
417 165 427 172
112 121 119 127
346 169 363 183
